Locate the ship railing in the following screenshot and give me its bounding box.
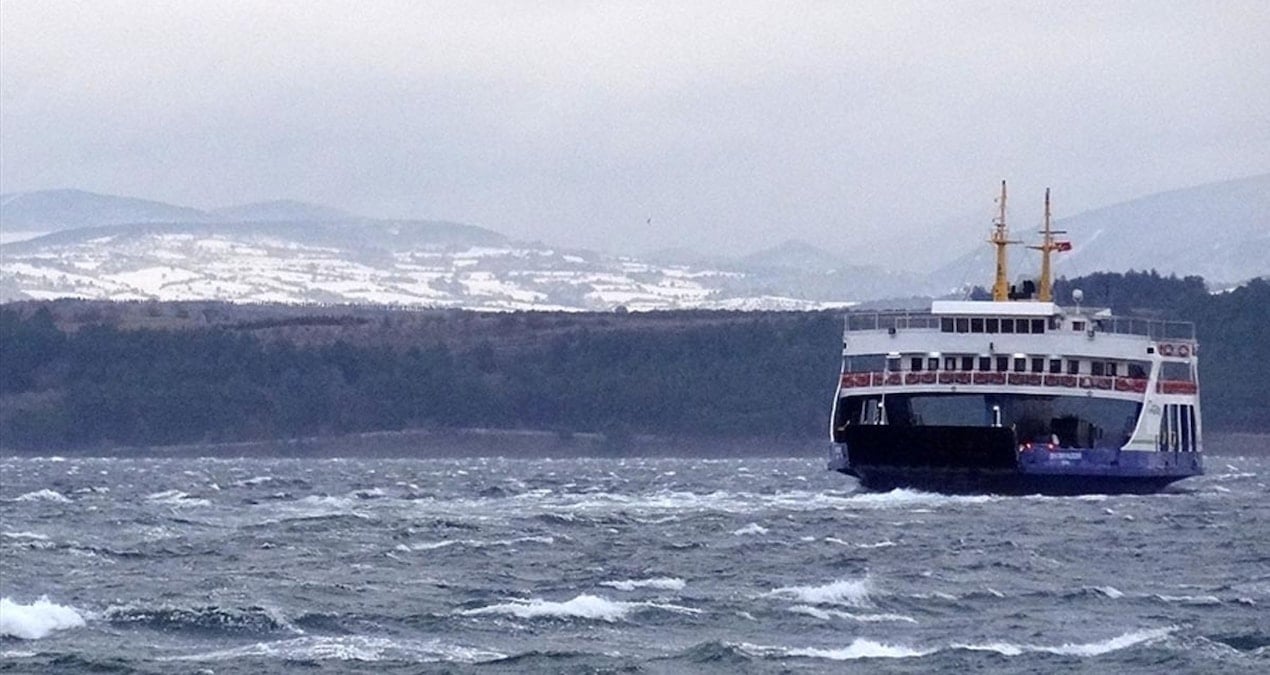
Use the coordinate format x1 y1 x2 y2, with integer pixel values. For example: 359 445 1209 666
842 308 1196 341
838 371 1198 395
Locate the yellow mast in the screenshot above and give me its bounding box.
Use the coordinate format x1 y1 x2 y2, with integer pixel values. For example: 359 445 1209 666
1028 187 1067 302
989 180 1018 301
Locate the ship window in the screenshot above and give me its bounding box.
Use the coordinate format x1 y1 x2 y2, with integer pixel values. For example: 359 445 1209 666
1128 361 1148 379
1188 406 1197 451
955 318 969 333
1106 362 1118 377
1016 319 1031 334
1031 357 1045 373
887 357 901 372
941 318 954 332
996 356 1009 372
1091 362 1105 376
986 318 999 333
1013 357 1026 372
928 357 940 371
1161 361 1192 382
1072 320 1085 332
910 357 923 372
1000 319 1014 334
1031 319 1045 334
978 356 992 371
961 356 975 371
1067 359 1080 375
971 318 984 333
1049 359 1062 374
944 356 957 371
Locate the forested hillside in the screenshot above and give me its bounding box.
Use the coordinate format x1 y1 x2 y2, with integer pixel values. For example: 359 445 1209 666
1 273 1266 451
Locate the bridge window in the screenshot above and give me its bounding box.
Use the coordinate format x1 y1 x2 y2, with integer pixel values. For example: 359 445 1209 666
941 318 954 332
1031 357 1045 373
1031 319 1046 334
910 357 923 372
971 318 984 332
1013 357 1027 372
978 356 992 371
986 318 999 333
1067 359 1080 375
1072 320 1086 332
1049 359 1062 374
961 356 975 371
1016 319 1031 334
1000 319 1014 334
955 318 969 333
996 356 1009 372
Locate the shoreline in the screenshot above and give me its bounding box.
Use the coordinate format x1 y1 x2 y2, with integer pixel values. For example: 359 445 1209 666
2 429 1264 459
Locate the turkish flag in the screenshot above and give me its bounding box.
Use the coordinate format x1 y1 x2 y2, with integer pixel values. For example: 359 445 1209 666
1055 241 1073 251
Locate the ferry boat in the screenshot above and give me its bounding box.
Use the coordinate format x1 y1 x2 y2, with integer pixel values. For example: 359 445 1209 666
828 183 1203 494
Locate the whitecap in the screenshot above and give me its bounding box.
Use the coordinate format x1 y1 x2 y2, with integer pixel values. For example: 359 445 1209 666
1154 594 1221 605
740 639 929 660
460 594 699 622
788 605 917 624
955 626 1174 656
1095 586 1125 599
601 577 686 591
145 490 211 507
766 578 871 607
857 540 896 549
732 523 768 536
2 531 49 541
14 489 69 503
162 636 505 663
0 596 86 639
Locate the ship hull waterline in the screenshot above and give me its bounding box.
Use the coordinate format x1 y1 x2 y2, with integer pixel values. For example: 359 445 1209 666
831 425 1203 496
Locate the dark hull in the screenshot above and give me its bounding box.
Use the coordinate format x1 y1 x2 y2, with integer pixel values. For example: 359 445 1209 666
843 466 1188 496
832 425 1203 496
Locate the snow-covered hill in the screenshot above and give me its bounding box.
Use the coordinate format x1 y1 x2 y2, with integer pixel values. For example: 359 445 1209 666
0 221 866 311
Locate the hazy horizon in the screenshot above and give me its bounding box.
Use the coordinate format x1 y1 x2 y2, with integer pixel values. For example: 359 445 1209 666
3 2 1268 270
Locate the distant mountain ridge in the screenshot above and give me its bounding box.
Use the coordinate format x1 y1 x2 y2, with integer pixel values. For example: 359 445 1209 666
927 173 1270 291
0 189 354 231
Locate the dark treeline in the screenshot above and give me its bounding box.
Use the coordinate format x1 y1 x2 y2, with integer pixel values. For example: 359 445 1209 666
1 272 1267 451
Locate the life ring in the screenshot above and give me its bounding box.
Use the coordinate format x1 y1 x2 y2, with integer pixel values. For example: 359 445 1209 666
1159 343 1174 356
1177 344 1190 358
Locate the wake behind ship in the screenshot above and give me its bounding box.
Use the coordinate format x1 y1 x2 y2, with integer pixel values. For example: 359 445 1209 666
828 183 1203 495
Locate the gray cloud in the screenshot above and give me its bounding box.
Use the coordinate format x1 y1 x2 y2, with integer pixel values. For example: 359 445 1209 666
3 1 1268 268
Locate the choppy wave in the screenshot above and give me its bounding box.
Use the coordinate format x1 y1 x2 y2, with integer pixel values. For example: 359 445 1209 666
732 523 768 535
102 603 299 635
164 635 505 663
460 594 700 622
13 489 70 503
0 596 86 639
765 577 872 607
600 577 686 591
788 605 917 623
145 490 211 507
736 627 1174 661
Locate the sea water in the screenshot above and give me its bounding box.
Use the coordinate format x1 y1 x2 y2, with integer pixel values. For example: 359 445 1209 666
1 455 1267 673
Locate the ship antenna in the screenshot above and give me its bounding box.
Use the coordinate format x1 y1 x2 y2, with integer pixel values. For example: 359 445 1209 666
989 180 1018 301
1028 187 1069 302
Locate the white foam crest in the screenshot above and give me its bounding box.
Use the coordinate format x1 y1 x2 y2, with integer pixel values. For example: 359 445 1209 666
788 605 917 624
461 594 699 622
1154 594 1221 605
2 531 49 541
844 489 996 508
741 639 929 660
732 523 768 535
766 577 871 607
0 596 86 639
13 489 70 503
1095 586 1125 599
398 536 555 552
145 490 211 507
956 626 1174 657
600 577 686 591
857 540 896 549
233 475 276 487
162 636 505 663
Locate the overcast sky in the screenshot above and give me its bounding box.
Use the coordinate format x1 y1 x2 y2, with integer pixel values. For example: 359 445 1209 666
2 1 1267 268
